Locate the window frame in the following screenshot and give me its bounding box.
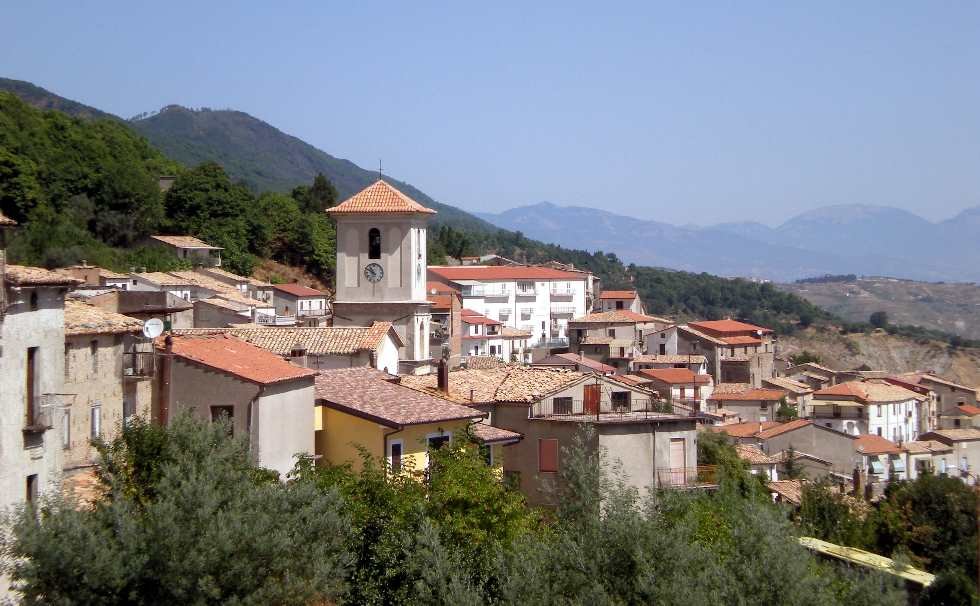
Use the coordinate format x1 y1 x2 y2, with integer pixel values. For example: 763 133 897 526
90 401 102 439
368 227 382 260
388 438 404 473
538 438 559 473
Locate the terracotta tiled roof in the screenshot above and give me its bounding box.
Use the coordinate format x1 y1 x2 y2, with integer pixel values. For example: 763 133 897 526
763 377 814 394
161 334 315 385
172 322 399 356
755 419 814 440
638 368 711 385
632 354 707 365
814 380 926 403
64 299 143 336
428 265 587 281
920 428 980 442
613 374 652 386
167 271 267 307
570 310 668 324
533 352 616 373
903 440 953 454
688 319 773 334
428 294 454 311
461 309 501 325
326 180 436 215
958 405 980 416
786 362 837 376
709 388 785 402
896 372 975 393
427 280 459 294
598 290 637 300
768 480 803 505
500 326 531 339
677 324 728 346
134 272 195 287
196 266 271 287
315 367 481 427
711 420 782 438
713 382 753 394
197 297 248 312
0 210 17 226
470 423 522 444
4 265 82 287
854 434 902 455
401 365 585 404
736 444 779 465
150 235 222 249
719 335 763 346
273 283 323 297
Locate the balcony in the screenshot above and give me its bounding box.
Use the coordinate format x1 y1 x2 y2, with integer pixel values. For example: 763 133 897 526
23 394 62 448
482 285 511 298
123 351 155 379
549 286 575 298
656 466 718 488
298 308 328 317
532 397 684 420
256 314 297 326
515 284 537 297
550 305 576 316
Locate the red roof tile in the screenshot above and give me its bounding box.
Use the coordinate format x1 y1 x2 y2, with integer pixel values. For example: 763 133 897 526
958 404 980 416
854 434 902 455
162 334 315 385
428 265 587 281
461 309 501 325
719 335 763 346
755 419 814 439
598 290 637 300
570 310 668 324
470 423 522 444
326 180 436 215
273 283 324 297
814 380 925 403
428 294 454 311
711 420 782 438
709 388 785 402
427 280 459 294
638 368 712 385
688 319 772 334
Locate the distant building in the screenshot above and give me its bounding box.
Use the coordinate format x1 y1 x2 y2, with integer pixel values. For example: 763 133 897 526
460 308 531 363
637 368 714 410
597 290 645 314
631 354 708 375
532 352 617 375
272 283 329 326
427 281 462 367
891 372 978 431
150 235 223 267
811 380 925 441
194 266 274 304
646 319 775 387
60 263 130 290
707 387 785 424
917 428 980 485
782 361 838 390
157 334 316 476
85 289 194 330
568 310 670 372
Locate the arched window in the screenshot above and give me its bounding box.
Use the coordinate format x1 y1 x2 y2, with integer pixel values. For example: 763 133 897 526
369 228 381 259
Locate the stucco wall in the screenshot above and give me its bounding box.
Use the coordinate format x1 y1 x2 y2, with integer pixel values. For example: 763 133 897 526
253 379 315 477
759 424 857 476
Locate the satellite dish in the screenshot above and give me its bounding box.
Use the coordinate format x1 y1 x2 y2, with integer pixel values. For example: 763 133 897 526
143 318 164 339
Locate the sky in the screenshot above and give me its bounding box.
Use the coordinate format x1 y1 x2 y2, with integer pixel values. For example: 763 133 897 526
2 1 978 225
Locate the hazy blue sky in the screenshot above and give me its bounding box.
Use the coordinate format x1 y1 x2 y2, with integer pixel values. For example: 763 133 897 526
2 1 978 225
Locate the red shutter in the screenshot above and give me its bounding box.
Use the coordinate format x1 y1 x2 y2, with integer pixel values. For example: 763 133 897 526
539 438 559 472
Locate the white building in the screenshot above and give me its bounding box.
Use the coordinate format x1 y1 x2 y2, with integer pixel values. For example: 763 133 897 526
328 180 435 374
597 289 645 314
810 380 926 442
460 308 531 363
1 263 79 515
427 265 589 348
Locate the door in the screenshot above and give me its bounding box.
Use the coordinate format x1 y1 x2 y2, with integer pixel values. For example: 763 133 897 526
584 384 600 416
669 438 686 486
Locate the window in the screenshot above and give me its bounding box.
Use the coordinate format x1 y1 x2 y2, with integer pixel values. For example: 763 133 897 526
616 301 624 309
90 339 99 374
29 291 38 310
479 444 493 466
659 343 666 355
427 433 450 451
876 405 882 417
388 439 404 473
26 474 39 504
64 343 71 379
61 411 71 450
368 228 381 259
90 403 102 439
619 347 626 357
611 391 630 411
607 329 615 338
539 438 559 472
876 427 882 437
26 347 38 427
553 397 573 415
729 347 735 356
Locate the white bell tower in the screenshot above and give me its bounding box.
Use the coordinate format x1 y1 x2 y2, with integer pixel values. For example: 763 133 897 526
327 180 434 374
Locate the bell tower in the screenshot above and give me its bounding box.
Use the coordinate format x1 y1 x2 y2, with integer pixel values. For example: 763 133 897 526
327 180 434 374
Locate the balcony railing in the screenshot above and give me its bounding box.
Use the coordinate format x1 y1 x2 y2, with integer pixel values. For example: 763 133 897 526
298 308 328 317
483 286 511 298
123 351 155 378
256 314 297 326
549 286 575 298
515 285 537 297
532 397 684 419
656 466 718 488
550 305 576 316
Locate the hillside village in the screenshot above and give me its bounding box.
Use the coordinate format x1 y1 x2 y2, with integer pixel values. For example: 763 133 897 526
4 177 979 532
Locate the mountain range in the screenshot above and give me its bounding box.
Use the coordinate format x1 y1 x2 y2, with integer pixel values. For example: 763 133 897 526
477 202 980 282
3 77 978 283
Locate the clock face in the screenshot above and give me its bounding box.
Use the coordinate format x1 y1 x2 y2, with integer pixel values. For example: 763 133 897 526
364 262 384 283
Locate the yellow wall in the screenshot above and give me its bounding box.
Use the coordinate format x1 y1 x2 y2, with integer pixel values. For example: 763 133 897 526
315 405 472 473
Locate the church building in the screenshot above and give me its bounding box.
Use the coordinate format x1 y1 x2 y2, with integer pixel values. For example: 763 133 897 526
326 180 434 374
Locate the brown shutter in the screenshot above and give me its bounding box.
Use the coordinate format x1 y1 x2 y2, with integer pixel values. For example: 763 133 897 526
539 438 559 472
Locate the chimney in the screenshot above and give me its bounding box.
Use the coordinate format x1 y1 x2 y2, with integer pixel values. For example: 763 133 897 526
437 358 449 393
290 341 309 368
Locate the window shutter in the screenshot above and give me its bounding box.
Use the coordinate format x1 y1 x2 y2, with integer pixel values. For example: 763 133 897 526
539 438 558 472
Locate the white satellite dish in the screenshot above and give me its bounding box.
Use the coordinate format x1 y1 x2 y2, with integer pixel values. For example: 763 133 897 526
143 318 164 339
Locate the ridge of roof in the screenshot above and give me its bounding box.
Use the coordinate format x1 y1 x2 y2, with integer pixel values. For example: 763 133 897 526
570 310 669 324
150 235 222 249
428 265 587 281
64 299 143 335
5 265 82 287
326 180 436 215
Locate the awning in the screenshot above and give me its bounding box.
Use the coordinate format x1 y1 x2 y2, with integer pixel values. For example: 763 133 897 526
870 460 885 475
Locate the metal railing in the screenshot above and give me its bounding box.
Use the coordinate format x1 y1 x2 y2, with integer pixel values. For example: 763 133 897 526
256 313 296 326
123 351 155 378
550 305 576 315
549 286 575 297
298 308 328 317
656 466 718 488
515 285 537 296
483 286 511 298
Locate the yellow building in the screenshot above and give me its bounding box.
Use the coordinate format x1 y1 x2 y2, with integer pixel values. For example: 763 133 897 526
314 368 518 474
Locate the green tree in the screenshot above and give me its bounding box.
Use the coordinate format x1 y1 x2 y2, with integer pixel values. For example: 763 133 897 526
776 397 799 421
1 415 351 605
790 350 822 365
869 310 889 329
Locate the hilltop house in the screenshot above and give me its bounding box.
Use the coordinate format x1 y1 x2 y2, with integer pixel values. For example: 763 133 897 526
903 440 955 480
810 380 925 441
707 387 785 424
62 299 150 477
402 366 700 505
156 334 316 476
597 290 645 314
0 260 79 515
150 235 223 267
314 367 490 473
273 283 329 326
892 372 978 430
60 263 130 290
172 322 402 373
461 308 531 363
427 264 590 349
568 310 670 371
645 319 775 387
